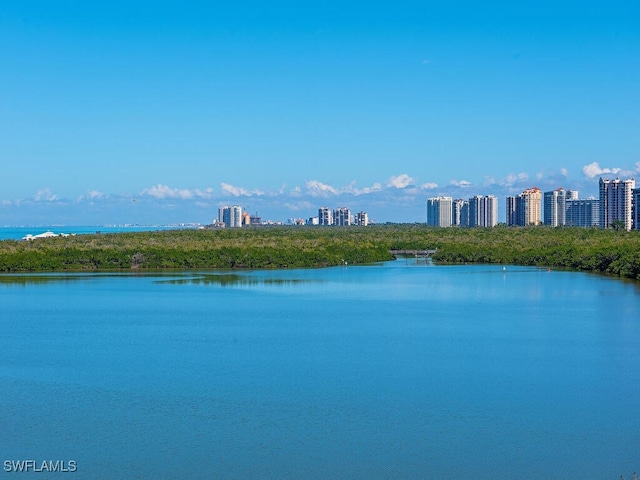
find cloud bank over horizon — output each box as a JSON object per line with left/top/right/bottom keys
{"left": 1, "top": 162, "right": 637, "bottom": 226}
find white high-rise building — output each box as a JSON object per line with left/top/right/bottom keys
{"left": 333, "top": 207, "right": 351, "bottom": 226}
{"left": 544, "top": 188, "right": 567, "bottom": 227}
{"left": 318, "top": 207, "right": 333, "bottom": 226}
{"left": 452, "top": 199, "right": 468, "bottom": 226}
{"left": 468, "top": 195, "right": 498, "bottom": 227}
{"left": 427, "top": 196, "right": 453, "bottom": 227}
{"left": 355, "top": 211, "right": 369, "bottom": 226}
{"left": 599, "top": 177, "right": 635, "bottom": 230}
{"left": 219, "top": 205, "right": 243, "bottom": 228}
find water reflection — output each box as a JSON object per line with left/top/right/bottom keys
{"left": 0, "top": 274, "right": 89, "bottom": 286}
{"left": 155, "top": 273, "right": 318, "bottom": 287}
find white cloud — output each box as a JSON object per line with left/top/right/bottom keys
{"left": 635, "top": 161, "right": 640, "bottom": 173}
{"left": 86, "top": 190, "right": 104, "bottom": 199}
{"left": 560, "top": 168, "right": 569, "bottom": 177}
{"left": 502, "top": 172, "right": 529, "bottom": 187}
{"left": 141, "top": 184, "right": 215, "bottom": 200}
{"left": 343, "top": 181, "right": 383, "bottom": 195}
{"left": 141, "top": 184, "right": 192, "bottom": 199}
{"left": 450, "top": 179, "right": 472, "bottom": 188}
{"left": 305, "top": 180, "right": 338, "bottom": 197}
{"left": 582, "top": 162, "right": 621, "bottom": 179}
{"left": 77, "top": 190, "right": 106, "bottom": 202}
{"left": 284, "top": 201, "right": 314, "bottom": 211}
{"left": 220, "top": 183, "right": 263, "bottom": 197}
{"left": 289, "top": 186, "right": 303, "bottom": 198}
{"left": 386, "top": 174, "right": 414, "bottom": 189}
{"left": 420, "top": 182, "right": 438, "bottom": 190}
{"left": 34, "top": 188, "right": 58, "bottom": 202}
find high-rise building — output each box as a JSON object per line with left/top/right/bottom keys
{"left": 468, "top": 195, "right": 498, "bottom": 227}
{"left": 219, "top": 205, "right": 243, "bottom": 228}
{"left": 566, "top": 199, "right": 599, "bottom": 227}
{"left": 599, "top": 177, "right": 635, "bottom": 230}
{"left": 567, "top": 189, "right": 579, "bottom": 200}
{"left": 452, "top": 199, "right": 468, "bottom": 226}
{"left": 355, "top": 211, "right": 369, "bottom": 226}
{"left": 544, "top": 188, "right": 567, "bottom": 227}
{"left": 333, "top": 207, "right": 351, "bottom": 226}
{"left": 427, "top": 196, "right": 453, "bottom": 227}
{"left": 318, "top": 207, "right": 333, "bottom": 226}
{"left": 521, "top": 187, "right": 542, "bottom": 225}
{"left": 506, "top": 188, "right": 542, "bottom": 226}
{"left": 506, "top": 196, "right": 518, "bottom": 226}
{"left": 634, "top": 189, "right": 640, "bottom": 231}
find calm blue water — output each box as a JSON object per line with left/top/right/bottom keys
{"left": 0, "top": 225, "right": 193, "bottom": 240}
{"left": 1, "top": 261, "right": 639, "bottom": 479}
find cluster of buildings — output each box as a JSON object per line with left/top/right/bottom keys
{"left": 215, "top": 205, "right": 369, "bottom": 228}
{"left": 427, "top": 177, "right": 640, "bottom": 230}
{"left": 215, "top": 206, "right": 261, "bottom": 228}
{"left": 313, "top": 207, "right": 369, "bottom": 226}
{"left": 427, "top": 195, "right": 499, "bottom": 227}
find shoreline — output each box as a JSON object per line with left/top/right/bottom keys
{"left": 0, "top": 225, "right": 638, "bottom": 280}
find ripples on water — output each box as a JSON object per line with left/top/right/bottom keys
{"left": 1, "top": 262, "right": 639, "bottom": 479}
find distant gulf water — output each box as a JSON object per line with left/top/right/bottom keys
{"left": 0, "top": 225, "right": 194, "bottom": 240}
{"left": 1, "top": 261, "right": 639, "bottom": 479}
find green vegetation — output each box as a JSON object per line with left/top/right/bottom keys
{"left": 0, "top": 225, "right": 639, "bottom": 280}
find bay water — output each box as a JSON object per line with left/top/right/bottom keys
{"left": 0, "top": 226, "right": 192, "bottom": 241}
{"left": 1, "top": 261, "right": 639, "bottom": 479}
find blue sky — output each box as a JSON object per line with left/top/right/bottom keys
{"left": 1, "top": 0, "right": 639, "bottom": 224}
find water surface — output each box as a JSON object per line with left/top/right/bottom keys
{"left": 1, "top": 262, "right": 638, "bottom": 479}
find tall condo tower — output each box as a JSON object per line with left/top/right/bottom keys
{"left": 634, "top": 188, "right": 640, "bottom": 231}
{"left": 507, "top": 188, "right": 542, "bottom": 226}
{"left": 599, "top": 177, "right": 635, "bottom": 230}
{"left": 468, "top": 195, "right": 498, "bottom": 227}
{"left": 566, "top": 198, "right": 599, "bottom": 227}
{"left": 355, "top": 211, "right": 369, "bottom": 226}
{"left": 452, "top": 199, "right": 468, "bottom": 226}
{"left": 543, "top": 188, "right": 567, "bottom": 227}
{"left": 318, "top": 207, "right": 333, "bottom": 226}
{"left": 219, "top": 205, "right": 243, "bottom": 228}
{"left": 427, "top": 196, "right": 453, "bottom": 227}
{"left": 333, "top": 207, "right": 351, "bottom": 226}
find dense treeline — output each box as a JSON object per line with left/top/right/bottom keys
{"left": 0, "top": 225, "right": 639, "bottom": 280}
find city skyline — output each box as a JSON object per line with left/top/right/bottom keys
{"left": 1, "top": 1, "right": 639, "bottom": 225}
